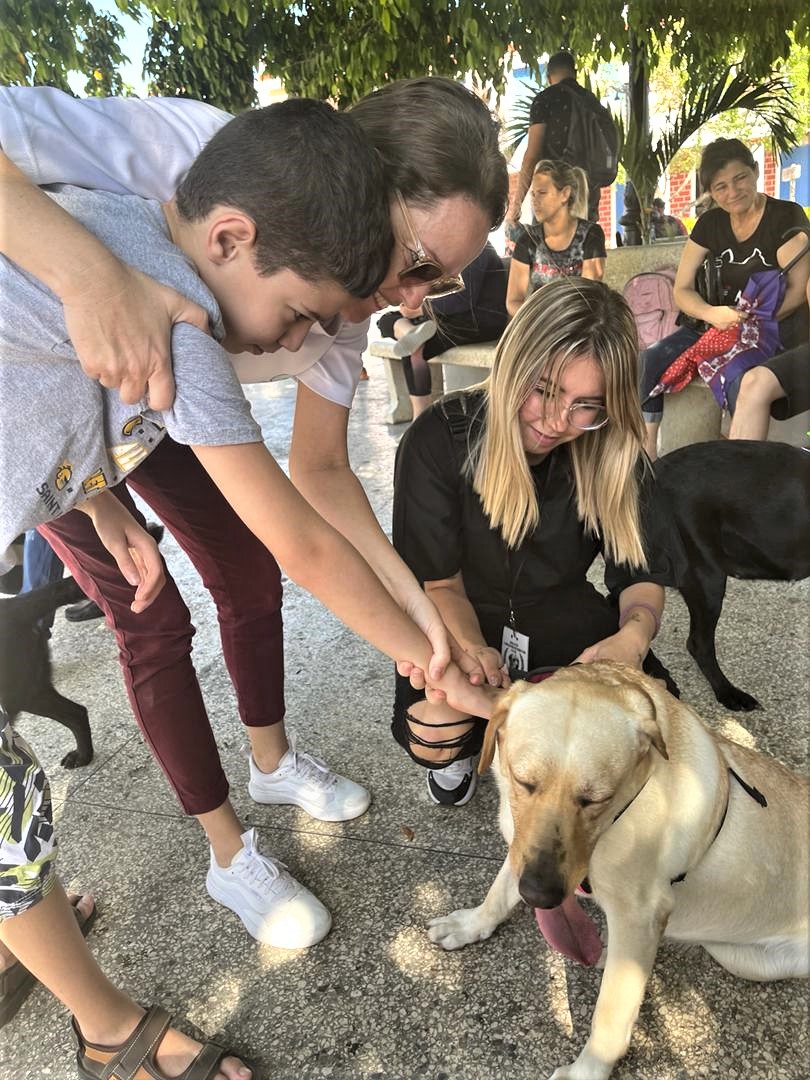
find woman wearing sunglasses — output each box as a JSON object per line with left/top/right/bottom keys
{"left": 391, "top": 277, "right": 679, "bottom": 806}
{"left": 0, "top": 81, "right": 506, "bottom": 951}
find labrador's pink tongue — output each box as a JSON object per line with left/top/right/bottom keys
{"left": 534, "top": 894, "right": 603, "bottom": 966}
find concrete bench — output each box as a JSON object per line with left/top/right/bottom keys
{"left": 369, "top": 336, "right": 497, "bottom": 423}
{"left": 658, "top": 379, "right": 810, "bottom": 454}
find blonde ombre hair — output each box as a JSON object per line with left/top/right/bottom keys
{"left": 470, "top": 278, "right": 648, "bottom": 567}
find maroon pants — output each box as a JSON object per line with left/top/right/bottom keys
{"left": 40, "top": 438, "right": 285, "bottom": 815}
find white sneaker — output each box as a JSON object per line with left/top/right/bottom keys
{"left": 392, "top": 319, "right": 438, "bottom": 358}
{"left": 206, "top": 828, "right": 331, "bottom": 948}
{"left": 248, "top": 744, "right": 370, "bottom": 822}
{"left": 426, "top": 756, "right": 478, "bottom": 807}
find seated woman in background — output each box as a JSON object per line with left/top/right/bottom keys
{"left": 506, "top": 160, "right": 606, "bottom": 318}
{"left": 639, "top": 138, "right": 809, "bottom": 458}
{"left": 377, "top": 241, "right": 509, "bottom": 419}
{"left": 391, "top": 278, "right": 679, "bottom": 806}
{"left": 729, "top": 260, "right": 810, "bottom": 441}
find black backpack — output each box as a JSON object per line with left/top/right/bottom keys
{"left": 560, "top": 86, "right": 618, "bottom": 189}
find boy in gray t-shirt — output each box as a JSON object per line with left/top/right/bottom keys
{"left": 1, "top": 98, "right": 391, "bottom": 572}
{"left": 1, "top": 186, "right": 260, "bottom": 552}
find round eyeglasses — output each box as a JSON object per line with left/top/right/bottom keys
{"left": 538, "top": 397, "right": 609, "bottom": 431}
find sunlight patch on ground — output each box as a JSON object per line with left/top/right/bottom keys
{"left": 545, "top": 952, "right": 575, "bottom": 1036}
{"left": 715, "top": 715, "right": 758, "bottom": 748}
{"left": 388, "top": 925, "right": 465, "bottom": 986}
{"left": 412, "top": 880, "right": 452, "bottom": 908}
{"left": 654, "top": 978, "right": 719, "bottom": 1062}
{"left": 293, "top": 825, "right": 340, "bottom": 851}
{"left": 188, "top": 979, "right": 247, "bottom": 1030}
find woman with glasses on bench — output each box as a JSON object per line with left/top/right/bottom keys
{"left": 391, "top": 277, "right": 679, "bottom": 806}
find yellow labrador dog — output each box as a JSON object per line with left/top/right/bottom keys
{"left": 428, "top": 662, "right": 809, "bottom": 1079}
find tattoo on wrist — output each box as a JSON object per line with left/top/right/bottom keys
{"left": 618, "top": 602, "right": 661, "bottom": 639}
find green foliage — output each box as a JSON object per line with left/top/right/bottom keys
{"left": 143, "top": 11, "right": 258, "bottom": 111}
{"left": 508, "top": 0, "right": 808, "bottom": 84}
{"left": 501, "top": 80, "right": 541, "bottom": 159}
{"left": 266, "top": 0, "right": 516, "bottom": 106}
{"left": 3, "top": 0, "right": 808, "bottom": 137}
{"left": 0, "top": 0, "right": 131, "bottom": 93}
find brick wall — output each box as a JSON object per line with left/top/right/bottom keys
{"left": 669, "top": 171, "right": 694, "bottom": 218}
{"left": 763, "top": 149, "right": 777, "bottom": 196}
{"left": 598, "top": 185, "right": 612, "bottom": 239}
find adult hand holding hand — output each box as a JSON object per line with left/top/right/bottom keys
{"left": 457, "top": 643, "right": 510, "bottom": 688}
{"left": 430, "top": 661, "right": 504, "bottom": 720}
{"left": 574, "top": 627, "right": 648, "bottom": 670}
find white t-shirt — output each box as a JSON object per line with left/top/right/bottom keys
{"left": 0, "top": 86, "right": 369, "bottom": 409}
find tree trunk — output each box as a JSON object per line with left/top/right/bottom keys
{"left": 624, "top": 31, "right": 655, "bottom": 245}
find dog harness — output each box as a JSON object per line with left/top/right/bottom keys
{"left": 579, "top": 765, "right": 767, "bottom": 895}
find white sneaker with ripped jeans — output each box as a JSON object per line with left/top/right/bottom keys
{"left": 248, "top": 741, "right": 371, "bottom": 822}
{"left": 205, "top": 827, "right": 331, "bottom": 947}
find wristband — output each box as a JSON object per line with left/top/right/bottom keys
{"left": 618, "top": 602, "right": 661, "bottom": 639}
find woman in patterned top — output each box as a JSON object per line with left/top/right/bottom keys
{"left": 506, "top": 160, "right": 606, "bottom": 318}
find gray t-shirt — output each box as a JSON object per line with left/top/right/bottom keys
{"left": 0, "top": 185, "right": 262, "bottom": 569}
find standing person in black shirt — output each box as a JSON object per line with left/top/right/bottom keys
{"left": 391, "top": 278, "right": 679, "bottom": 806}
{"left": 506, "top": 50, "right": 616, "bottom": 227}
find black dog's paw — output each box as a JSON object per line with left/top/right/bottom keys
{"left": 61, "top": 746, "right": 94, "bottom": 769}
{"left": 716, "top": 686, "right": 761, "bottom": 712}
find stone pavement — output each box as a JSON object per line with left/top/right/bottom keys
{"left": 2, "top": 353, "right": 808, "bottom": 1079}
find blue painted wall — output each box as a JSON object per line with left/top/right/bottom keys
{"left": 779, "top": 144, "right": 810, "bottom": 206}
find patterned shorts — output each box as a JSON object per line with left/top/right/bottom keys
{"left": 0, "top": 711, "right": 57, "bottom": 919}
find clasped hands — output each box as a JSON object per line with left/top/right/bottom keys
{"left": 397, "top": 638, "right": 509, "bottom": 721}
{"left": 77, "top": 491, "right": 165, "bottom": 613}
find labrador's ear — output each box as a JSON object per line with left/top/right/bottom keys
{"left": 479, "top": 682, "right": 532, "bottom": 774}
{"left": 607, "top": 664, "right": 670, "bottom": 762}
{"left": 632, "top": 685, "right": 669, "bottom": 761}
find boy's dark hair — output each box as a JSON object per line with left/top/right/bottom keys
{"left": 699, "top": 138, "right": 757, "bottom": 192}
{"left": 175, "top": 98, "right": 392, "bottom": 297}
{"left": 349, "top": 77, "right": 508, "bottom": 230}
{"left": 547, "top": 51, "right": 577, "bottom": 79}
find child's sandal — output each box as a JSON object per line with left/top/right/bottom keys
{"left": 73, "top": 1004, "right": 238, "bottom": 1080}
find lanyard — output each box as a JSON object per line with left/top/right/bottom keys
{"left": 503, "top": 451, "right": 556, "bottom": 628}
{"left": 505, "top": 550, "right": 527, "bottom": 630}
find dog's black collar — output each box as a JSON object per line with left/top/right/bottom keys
{"left": 579, "top": 766, "right": 767, "bottom": 895}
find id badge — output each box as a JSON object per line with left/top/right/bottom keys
{"left": 501, "top": 625, "right": 530, "bottom": 678}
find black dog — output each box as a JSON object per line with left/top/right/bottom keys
{"left": 0, "top": 576, "right": 93, "bottom": 767}
{"left": 654, "top": 439, "right": 810, "bottom": 710}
